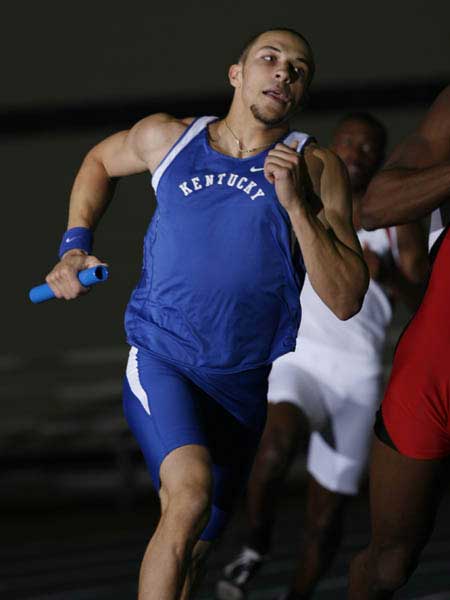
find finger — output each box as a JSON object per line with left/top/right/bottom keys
{"left": 287, "top": 139, "right": 300, "bottom": 151}
{"left": 267, "top": 148, "right": 300, "bottom": 165}
{"left": 84, "top": 255, "right": 108, "bottom": 268}
{"left": 273, "top": 142, "right": 299, "bottom": 156}
{"left": 56, "top": 265, "right": 87, "bottom": 299}
{"left": 312, "top": 148, "right": 327, "bottom": 163}
{"left": 265, "top": 156, "right": 296, "bottom": 173}
{"left": 45, "top": 275, "right": 64, "bottom": 299}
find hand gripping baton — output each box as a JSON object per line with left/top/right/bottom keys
{"left": 29, "top": 266, "right": 109, "bottom": 304}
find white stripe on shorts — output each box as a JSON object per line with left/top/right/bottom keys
{"left": 126, "top": 347, "right": 151, "bottom": 415}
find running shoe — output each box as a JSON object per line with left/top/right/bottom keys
{"left": 215, "top": 546, "right": 266, "bottom": 600}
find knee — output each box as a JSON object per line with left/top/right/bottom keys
{"left": 304, "top": 504, "right": 343, "bottom": 545}
{"left": 254, "top": 431, "right": 295, "bottom": 480}
{"left": 366, "top": 543, "right": 419, "bottom": 593}
{"left": 163, "top": 480, "right": 212, "bottom": 533}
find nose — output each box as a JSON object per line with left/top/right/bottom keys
{"left": 346, "top": 145, "right": 365, "bottom": 163}
{"left": 275, "top": 66, "right": 291, "bottom": 84}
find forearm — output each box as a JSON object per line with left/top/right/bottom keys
{"left": 67, "top": 151, "right": 118, "bottom": 230}
{"left": 383, "top": 265, "right": 427, "bottom": 312}
{"left": 362, "top": 162, "right": 450, "bottom": 229}
{"left": 289, "top": 205, "right": 369, "bottom": 320}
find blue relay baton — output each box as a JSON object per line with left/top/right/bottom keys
{"left": 29, "top": 265, "right": 109, "bottom": 304}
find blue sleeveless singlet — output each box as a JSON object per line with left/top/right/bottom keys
{"left": 125, "top": 116, "right": 311, "bottom": 373}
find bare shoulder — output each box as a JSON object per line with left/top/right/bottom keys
{"left": 129, "top": 113, "right": 195, "bottom": 172}
{"left": 303, "top": 142, "right": 322, "bottom": 179}
{"left": 385, "top": 85, "right": 450, "bottom": 169}
{"left": 303, "top": 143, "right": 346, "bottom": 184}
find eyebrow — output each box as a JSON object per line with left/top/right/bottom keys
{"left": 257, "top": 45, "right": 310, "bottom": 67}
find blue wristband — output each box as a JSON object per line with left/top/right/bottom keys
{"left": 58, "top": 227, "right": 93, "bottom": 259}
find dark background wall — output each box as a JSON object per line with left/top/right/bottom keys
{"left": 2, "top": 0, "right": 448, "bottom": 431}
{"left": 3, "top": 1, "right": 449, "bottom": 109}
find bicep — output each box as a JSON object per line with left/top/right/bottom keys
{"left": 89, "top": 129, "right": 148, "bottom": 178}
{"left": 88, "top": 112, "right": 180, "bottom": 178}
{"left": 385, "top": 86, "right": 450, "bottom": 171}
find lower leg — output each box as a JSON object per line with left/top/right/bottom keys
{"left": 348, "top": 437, "right": 446, "bottom": 599}
{"left": 286, "top": 477, "right": 347, "bottom": 599}
{"left": 179, "top": 540, "right": 212, "bottom": 600}
{"left": 138, "top": 445, "right": 212, "bottom": 600}
{"left": 245, "top": 402, "right": 309, "bottom": 554}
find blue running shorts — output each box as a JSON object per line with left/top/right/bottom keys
{"left": 123, "top": 346, "right": 270, "bottom": 540}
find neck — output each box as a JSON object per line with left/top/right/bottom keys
{"left": 209, "top": 103, "right": 290, "bottom": 158}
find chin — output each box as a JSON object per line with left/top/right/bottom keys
{"left": 250, "top": 104, "right": 289, "bottom": 127}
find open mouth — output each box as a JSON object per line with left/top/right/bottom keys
{"left": 263, "top": 89, "right": 290, "bottom": 105}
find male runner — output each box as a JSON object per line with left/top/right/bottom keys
{"left": 215, "top": 114, "right": 428, "bottom": 600}
{"left": 348, "top": 86, "right": 450, "bottom": 598}
{"left": 44, "top": 28, "right": 369, "bottom": 600}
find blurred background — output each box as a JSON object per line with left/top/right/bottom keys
{"left": 2, "top": 1, "right": 449, "bottom": 598}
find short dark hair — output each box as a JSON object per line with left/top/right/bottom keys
{"left": 337, "top": 112, "right": 388, "bottom": 151}
{"left": 237, "top": 27, "right": 315, "bottom": 86}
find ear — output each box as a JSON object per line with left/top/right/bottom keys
{"left": 228, "top": 63, "right": 242, "bottom": 89}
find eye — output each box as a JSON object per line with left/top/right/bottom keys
{"left": 293, "top": 66, "right": 306, "bottom": 78}
{"left": 262, "top": 55, "right": 275, "bottom": 62}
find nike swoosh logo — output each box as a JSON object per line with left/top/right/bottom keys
{"left": 250, "top": 166, "right": 264, "bottom": 172}
{"left": 65, "top": 237, "right": 77, "bottom": 243}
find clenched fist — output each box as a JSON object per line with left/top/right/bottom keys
{"left": 264, "top": 140, "right": 307, "bottom": 213}
{"left": 45, "top": 250, "right": 106, "bottom": 300}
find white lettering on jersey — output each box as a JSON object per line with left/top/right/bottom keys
{"left": 179, "top": 182, "right": 193, "bottom": 196}
{"left": 251, "top": 189, "right": 265, "bottom": 201}
{"left": 178, "top": 172, "right": 266, "bottom": 201}
{"left": 236, "top": 177, "right": 248, "bottom": 190}
{"left": 191, "top": 177, "right": 202, "bottom": 191}
{"left": 227, "top": 173, "right": 239, "bottom": 187}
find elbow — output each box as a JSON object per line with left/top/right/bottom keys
{"left": 330, "top": 267, "right": 369, "bottom": 321}
{"left": 333, "top": 297, "right": 363, "bottom": 321}
{"left": 328, "top": 286, "right": 366, "bottom": 320}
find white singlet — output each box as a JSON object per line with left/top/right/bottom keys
{"left": 268, "top": 227, "right": 397, "bottom": 495}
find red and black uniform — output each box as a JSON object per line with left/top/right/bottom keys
{"left": 375, "top": 218, "right": 450, "bottom": 459}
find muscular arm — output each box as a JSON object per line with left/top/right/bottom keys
{"left": 46, "top": 113, "right": 189, "bottom": 299}
{"left": 265, "top": 143, "right": 369, "bottom": 320}
{"left": 67, "top": 113, "right": 187, "bottom": 230}
{"left": 362, "top": 85, "right": 450, "bottom": 229}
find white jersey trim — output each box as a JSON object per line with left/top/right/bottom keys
{"left": 283, "top": 131, "right": 312, "bottom": 153}
{"left": 126, "top": 346, "right": 150, "bottom": 415}
{"left": 152, "top": 116, "right": 218, "bottom": 194}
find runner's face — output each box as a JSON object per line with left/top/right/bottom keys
{"left": 236, "top": 31, "right": 312, "bottom": 126}
{"left": 330, "top": 120, "right": 383, "bottom": 192}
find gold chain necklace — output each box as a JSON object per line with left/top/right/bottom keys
{"left": 224, "top": 119, "right": 272, "bottom": 155}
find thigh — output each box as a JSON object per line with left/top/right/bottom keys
{"left": 123, "top": 347, "right": 208, "bottom": 489}
{"left": 307, "top": 374, "right": 381, "bottom": 495}
{"left": 370, "top": 437, "right": 447, "bottom": 549}
{"left": 268, "top": 355, "right": 328, "bottom": 431}
{"left": 333, "top": 373, "right": 381, "bottom": 461}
